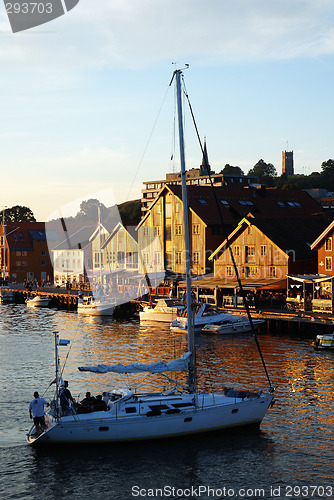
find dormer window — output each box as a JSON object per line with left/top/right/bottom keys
{"left": 199, "top": 199, "right": 208, "bottom": 205}
{"left": 239, "top": 200, "right": 253, "bottom": 206}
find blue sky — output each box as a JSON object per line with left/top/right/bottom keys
{"left": 1, "top": 0, "right": 334, "bottom": 220}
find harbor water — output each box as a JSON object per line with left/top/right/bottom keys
{"left": 0, "top": 304, "right": 333, "bottom": 500}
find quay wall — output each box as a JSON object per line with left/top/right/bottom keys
{"left": 6, "top": 289, "right": 137, "bottom": 317}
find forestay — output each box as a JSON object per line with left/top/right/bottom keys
{"left": 78, "top": 351, "right": 192, "bottom": 374}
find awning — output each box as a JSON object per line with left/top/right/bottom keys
{"left": 287, "top": 274, "right": 334, "bottom": 284}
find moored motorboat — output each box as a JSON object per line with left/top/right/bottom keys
{"left": 171, "top": 302, "right": 249, "bottom": 332}
{"left": 202, "top": 316, "right": 264, "bottom": 334}
{"left": 314, "top": 333, "right": 334, "bottom": 350}
{"left": 139, "top": 298, "right": 185, "bottom": 322}
{"left": 0, "top": 287, "right": 15, "bottom": 304}
{"left": 26, "top": 295, "right": 51, "bottom": 308}
{"left": 77, "top": 295, "right": 115, "bottom": 316}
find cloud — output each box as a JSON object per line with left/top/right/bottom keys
{"left": 1, "top": 0, "right": 334, "bottom": 73}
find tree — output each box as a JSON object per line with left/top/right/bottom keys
{"left": 248, "top": 159, "right": 277, "bottom": 186}
{"left": 220, "top": 164, "right": 244, "bottom": 176}
{"left": 75, "top": 199, "right": 108, "bottom": 222}
{"left": 4, "top": 205, "right": 36, "bottom": 222}
{"left": 320, "top": 159, "right": 334, "bottom": 191}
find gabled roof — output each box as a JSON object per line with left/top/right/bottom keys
{"left": 310, "top": 220, "right": 334, "bottom": 250}
{"left": 102, "top": 222, "right": 138, "bottom": 249}
{"left": 210, "top": 215, "right": 331, "bottom": 262}
{"left": 138, "top": 184, "right": 324, "bottom": 229}
{"left": 4, "top": 222, "right": 47, "bottom": 251}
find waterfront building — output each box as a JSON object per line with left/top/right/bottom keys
{"left": 0, "top": 222, "right": 53, "bottom": 282}
{"left": 137, "top": 184, "right": 325, "bottom": 279}
{"left": 209, "top": 215, "right": 330, "bottom": 283}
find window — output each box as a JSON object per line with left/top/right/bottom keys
{"left": 175, "top": 202, "right": 181, "bottom": 212}
{"left": 175, "top": 252, "right": 182, "bottom": 265}
{"left": 16, "top": 251, "right": 21, "bottom": 256}
{"left": 175, "top": 225, "right": 182, "bottom": 235}
{"left": 239, "top": 200, "right": 253, "bottom": 206}
{"left": 226, "top": 266, "right": 233, "bottom": 277}
{"left": 199, "top": 199, "right": 208, "bottom": 205}
{"left": 143, "top": 252, "right": 150, "bottom": 265}
{"left": 325, "top": 237, "right": 332, "bottom": 251}
{"left": 143, "top": 227, "right": 149, "bottom": 236}
{"left": 269, "top": 266, "right": 276, "bottom": 277}
{"left": 245, "top": 245, "right": 255, "bottom": 262}
{"left": 22, "top": 251, "right": 27, "bottom": 256}
{"left": 325, "top": 257, "right": 332, "bottom": 271}
{"left": 154, "top": 252, "right": 161, "bottom": 265}
{"left": 41, "top": 250, "right": 46, "bottom": 256}
{"left": 22, "top": 260, "right": 27, "bottom": 267}
{"left": 19, "top": 233, "right": 24, "bottom": 241}
{"left": 16, "top": 260, "right": 21, "bottom": 267}
{"left": 277, "top": 201, "right": 285, "bottom": 207}
{"left": 250, "top": 266, "right": 258, "bottom": 276}
{"left": 193, "top": 224, "right": 200, "bottom": 235}
{"left": 154, "top": 226, "right": 160, "bottom": 236}
{"left": 193, "top": 252, "right": 200, "bottom": 265}
{"left": 220, "top": 200, "right": 229, "bottom": 206}
{"left": 260, "top": 245, "right": 267, "bottom": 257}
{"left": 13, "top": 233, "right": 17, "bottom": 241}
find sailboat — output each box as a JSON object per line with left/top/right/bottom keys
{"left": 27, "top": 69, "right": 275, "bottom": 445}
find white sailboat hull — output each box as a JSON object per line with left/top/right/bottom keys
{"left": 28, "top": 393, "right": 273, "bottom": 445}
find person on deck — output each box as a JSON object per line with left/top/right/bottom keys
{"left": 59, "top": 380, "right": 75, "bottom": 415}
{"left": 29, "top": 391, "right": 49, "bottom": 436}
{"left": 79, "top": 392, "right": 96, "bottom": 412}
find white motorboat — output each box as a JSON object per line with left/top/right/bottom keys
{"left": 26, "top": 295, "right": 51, "bottom": 308}
{"left": 202, "top": 316, "right": 264, "bottom": 334}
{"left": 0, "top": 287, "right": 15, "bottom": 304}
{"left": 171, "top": 302, "right": 253, "bottom": 332}
{"left": 27, "top": 69, "right": 275, "bottom": 446}
{"left": 77, "top": 295, "right": 115, "bottom": 316}
{"left": 314, "top": 333, "right": 334, "bottom": 350}
{"left": 139, "top": 298, "right": 185, "bottom": 322}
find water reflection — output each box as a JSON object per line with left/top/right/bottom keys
{"left": 0, "top": 304, "right": 333, "bottom": 493}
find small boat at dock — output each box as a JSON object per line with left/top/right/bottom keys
{"left": 314, "top": 333, "right": 334, "bottom": 350}
{"left": 202, "top": 316, "right": 264, "bottom": 334}
{"left": 139, "top": 298, "right": 185, "bottom": 323}
{"left": 26, "top": 295, "right": 51, "bottom": 308}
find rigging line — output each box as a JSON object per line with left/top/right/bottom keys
{"left": 126, "top": 84, "right": 171, "bottom": 202}
{"left": 182, "top": 77, "right": 273, "bottom": 390}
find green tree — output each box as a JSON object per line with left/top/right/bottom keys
{"left": 320, "top": 159, "right": 334, "bottom": 190}
{"left": 248, "top": 159, "right": 277, "bottom": 186}
{"left": 4, "top": 205, "right": 36, "bottom": 222}
{"left": 220, "top": 164, "right": 244, "bottom": 176}
{"left": 76, "top": 199, "right": 108, "bottom": 222}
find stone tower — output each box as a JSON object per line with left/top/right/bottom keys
{"left": 282, "top": 150, "right": 294, "bottom": 176}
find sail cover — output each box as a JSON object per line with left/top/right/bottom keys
{"left": 78, "top": 351, "right": 191, "bottom": 374}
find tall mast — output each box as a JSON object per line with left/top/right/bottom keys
{"left": 175, "top": 69, "right": 196, "bottom": 393}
